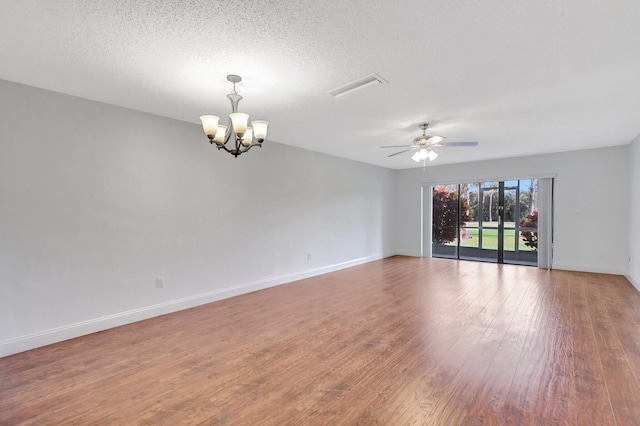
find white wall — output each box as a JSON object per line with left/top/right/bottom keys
{"left": 0, "top": 80, "right": 397, "bottom": 356}
{"left": 396, "top": 147, "right": 630, "bottom": 274}
{"left": 627, "top": 134, "right": 640, "bottom": 290}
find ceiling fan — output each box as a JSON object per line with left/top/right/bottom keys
{"left": 381, "top": 123, "right": 478, "bottom": 164}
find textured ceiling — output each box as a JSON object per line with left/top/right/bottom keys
{"left": 1, "top": 0, "right": 639, "bottom": 169}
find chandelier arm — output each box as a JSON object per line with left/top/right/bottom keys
{"left": 215, "top": 135, "right": 261, "bottom": 157}
{"left": 221, "top": 125, "right": 232, "bottom": 147}
{"left": 218, "top": 126, "right": 242, "bottom": 157}
{"left": 240, "top": 144, "right": 257, "bottom": 154}
{"left": 239, "top": 142, "right": 253, "bottom": 154}
{"left": 216, "top": 143, "right": 238, "bottom": 156}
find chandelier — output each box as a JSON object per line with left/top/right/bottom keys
{"left": 200, "top": 75, "right": 269, "bottom": 157}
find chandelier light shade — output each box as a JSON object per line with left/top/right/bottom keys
{"left": 251, "top": 121, "right": 269, "bottom": 140}
{"left": 200, "top": 75, "right": 269, "bottom": 157}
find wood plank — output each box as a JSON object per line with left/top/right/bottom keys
{"left": 540, "top": 270, "right": 576, "bottom": 423}
{"left": 498, "top": 269, "right": 563, "bottom": 424}
{"left": 461, "top": 266, "right": 544, "bottom": 424}
{"left": 569, "top": 272, "right": 616, "bottom": 425}
{"left": 419, "top": 266, "right": 533, "bottom": 425}
{"left": 594, "top": 274, "right": 640, "bottom": 390}
{"left": 585, "top": 273, "right": 640, "bottom": 425}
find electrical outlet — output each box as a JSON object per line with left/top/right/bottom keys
{"left": 156, "top": 277, "right": 165, "bottom": 288}
{"left": 307, "top": 252, "right": 312, "bottom": 261}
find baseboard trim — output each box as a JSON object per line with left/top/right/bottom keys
{"left": 1, "top": 252, "right": 394, "bottom": 357}
{"left": 625, "top": 274, "right": 640, "bottom": 292}
{"left": 552, "top": 262, "right": 624, "bottom": 275}
{"left": 394, "top": 250, "right": 423, "bottom": 258}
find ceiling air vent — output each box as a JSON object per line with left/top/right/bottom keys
{"left": 328, "top": 73, "right": 388, "bottom": 98}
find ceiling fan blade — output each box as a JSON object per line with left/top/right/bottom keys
{"left": 434, "top": 141, "right": 479, "bottom": 147}
{"left": 387, "top": 148, "right": 417, "bottom": 157}
{"left": 380, "top": 145, "right": 414, "bottom": 148}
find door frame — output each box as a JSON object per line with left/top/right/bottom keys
{"left": 421, "top": 173, "right": 556, "bottom": 266}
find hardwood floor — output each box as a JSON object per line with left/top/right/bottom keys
{"left": 2, "top": 256, "right": 640, "bottom": 425}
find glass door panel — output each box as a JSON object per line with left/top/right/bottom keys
{"left": 431, "top": 184, "right": 459, "bottom": 259}
{"left": 459, "top": 183, "right": 479, "bottom": 258}
{"left": 504, "top": 179, "right": 538, "bottom": 266}
{"left": 501, "top": 182, "right": 517, "bottom": 264}
{"left": 460, "top": 183, "right": 498, "bottom": 262}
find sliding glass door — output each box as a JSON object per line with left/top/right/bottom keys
{"left": 432, "top": 179, "right": 539, "bottom": 266}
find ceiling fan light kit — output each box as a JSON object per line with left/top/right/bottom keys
{"left": 411, "top": 148, "right": 438, "bottom": 162}
{"left": 381, "top": 122, "right": 478, "bottom": 167}
{"left": 200, "top": 74, "right": 269, "bottom": 158}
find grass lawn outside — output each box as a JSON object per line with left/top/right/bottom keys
{"left": 446, "top": 226, "right": 536, "bottom": 252}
